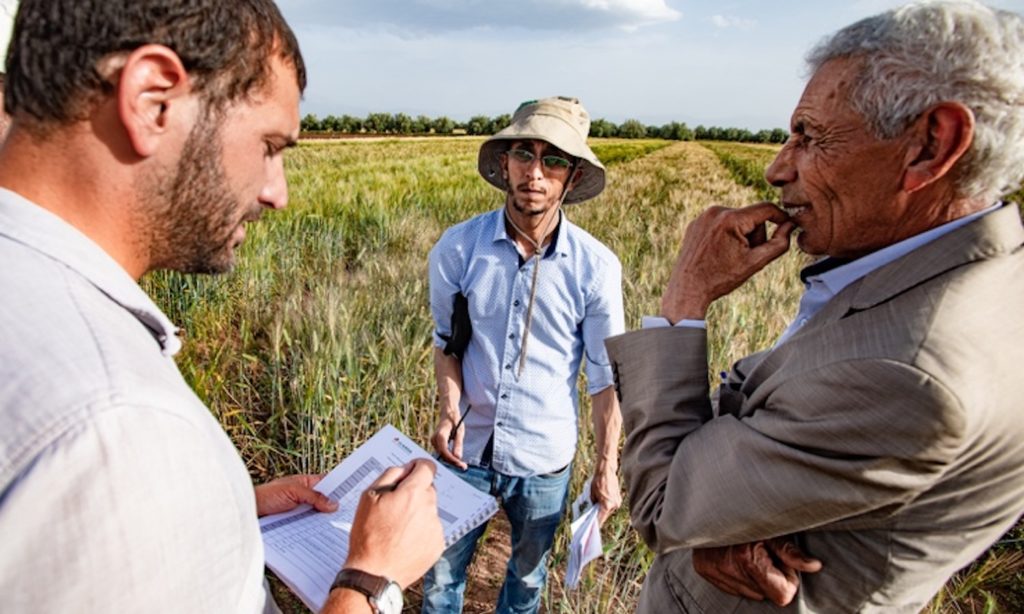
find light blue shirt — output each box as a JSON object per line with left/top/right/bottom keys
{"left": 0, "top": 188, "right": 272, "bottom": 612}
{"left": 430, "top": 207, "right": 624, "bottom": 476}
{"left": 774, "top": 204, "right": 999, "bottom": 346}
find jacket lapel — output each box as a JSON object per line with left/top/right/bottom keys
{"left": 739, "top": 204, "right": 1024, "bottom": 398}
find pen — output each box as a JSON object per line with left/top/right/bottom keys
{"left": 369, "top": 482, "right": 399, "bottom": 494}
{"left": 448, "top": 404, "right": 472, "bottom": 443}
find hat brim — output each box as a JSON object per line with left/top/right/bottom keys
{"left": 478, "top": 115, "right": 605, "bottom": 204}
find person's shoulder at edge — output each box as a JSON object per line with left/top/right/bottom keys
{"left": 0, "top": 397, "right": 262, "bottom": 613}
{"left": 0, "top": 233, "right": 216, "bottom": 482}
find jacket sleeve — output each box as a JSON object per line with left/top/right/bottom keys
{"left": 606, "top": 326, "right": 965, "bottom": 552}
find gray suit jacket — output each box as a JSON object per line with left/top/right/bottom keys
{"left": 606, "top": 205, "right": 1024, "bottom": 613}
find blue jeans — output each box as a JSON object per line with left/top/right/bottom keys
{"left": 421, "top": 462, "right": 572, "bottom": 614}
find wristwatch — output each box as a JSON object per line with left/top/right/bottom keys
{"left": 330, "top": 568, "right": 403, "bottom": 614}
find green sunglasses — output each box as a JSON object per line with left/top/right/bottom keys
{"left": 507, "top": 148, "right": 573, "bottom": 171}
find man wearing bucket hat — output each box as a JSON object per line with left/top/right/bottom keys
{"left": 424, "top": 96, "right": 625, "bottom": 613}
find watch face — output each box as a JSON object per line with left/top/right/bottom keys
{"left": 372, "top": 581, "right": 403, "bottom": 614}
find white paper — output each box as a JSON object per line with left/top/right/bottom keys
{"left": 565, "top": 478, "right": 604, "bottom": 589}
{"left": 259, "top": 424, "right": 499, "bottom": 611}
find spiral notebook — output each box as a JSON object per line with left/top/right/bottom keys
{"left": 259, "top": 424, "right": 499, "bottom": 611}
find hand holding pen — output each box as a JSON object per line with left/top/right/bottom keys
{"left": 430, "top": 404, "right": 472, "bottom": 470}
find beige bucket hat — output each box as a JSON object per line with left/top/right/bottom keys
{"left": 478, "top": 96, "right": 606, "bottom": 204}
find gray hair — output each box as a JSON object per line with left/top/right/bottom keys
{"left": 807, "top": 0, "right": 1024, "bottom": 201}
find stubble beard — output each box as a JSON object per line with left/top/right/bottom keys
{"left": 139, "top": 108, "right": 254, "bottom": 275}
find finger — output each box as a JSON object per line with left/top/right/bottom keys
{"left": 743, "top": 543, "right": 798, "bottom": 607}
{"left": 278, "top": 481, "right": 337, "bottom": 512}
{"left": 452, "top": 427, "right": 465, "bottom": 460}
{"left": 773, "top": 539, "right": 823, "bottom": 573}
{"left": 744, "top": 201, "right": 790, "bottom": 225}
{"left": 431, "top": 427, "right": 451, "bottom": 456}
{"left": 749, "top": 222, "right": 794, "bottom": 265}
{"left": 295, "top": 473, "right": 324, "bottom": 488}
{"left": 701, "top": 567, "right": 765, "bottom": 601}
{"left": 394, "top": 458, "right": 438, "bottom": 491}
{"left": 369, "top": 465, "right": 408, "bottom": 492}
{"left": 308, "top": 489, "right": 339, "bottom": 512}
{"left": 771, "top": 220, "right": 796, "bottom": 241}
{"left": 747, "top": 222, "right": 768, "bottom": 247}
{"left": 694, "top": 548, "right": 766, "bottom": 601}
{"left": 434, "top": 443, "right": 466, "bottom": 469}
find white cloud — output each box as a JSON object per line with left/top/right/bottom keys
{"left": 578, "top": 0, "right": 681, "bottom": 22}
{"left": 710, "top": 14, "right": 756, "bottom": 30}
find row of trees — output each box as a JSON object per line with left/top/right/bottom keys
{"left": 300, "top": 112, "right": 790, "bottom": 144}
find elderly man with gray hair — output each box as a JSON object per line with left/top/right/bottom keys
{"left": 606, "top": 1, "right": 1024, "bottom": 612}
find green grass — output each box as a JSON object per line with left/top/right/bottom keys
{"left": 142, "top": 137, "right": 1021, "bottom": 612}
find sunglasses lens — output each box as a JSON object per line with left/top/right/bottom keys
{"left": 542, "top": 156, "right": 571, "bottom": 170}
{"left": 509, "top": 149, "right": 534, "bottom": 163}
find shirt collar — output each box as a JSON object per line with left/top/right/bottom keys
{"left": 801, "top": 203, "right": 1000, "bottom": 296}
{"left": 0, "top": 188, "right": 182, "bottom": 356}
{"left": 491, "top": 205, "right": 568, "bottom": 258}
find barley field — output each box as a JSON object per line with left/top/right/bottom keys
{"left": 143, "top": 138, "right": 1023, "bottom": 613}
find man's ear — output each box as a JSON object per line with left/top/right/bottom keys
{"left": 903, "top": 101, "right": 974, "bottom": 193}
{"left": 115, "top": 45, "right": 192, "bottom": 158}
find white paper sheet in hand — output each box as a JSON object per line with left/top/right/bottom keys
{"left": 259, "top": 424, "right": 498, "bottom": 611}
{"left": 565, "top": 478, "right": 604, "bottom": 589}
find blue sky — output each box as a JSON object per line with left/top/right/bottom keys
{"left": 3, "top": 1, "right": 1023, "bottom": 131}
{"left": 276, "top": 0, "right": 1024, "bottom": 131}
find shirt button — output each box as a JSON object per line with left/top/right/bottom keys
{"left": 500, "top": 393, "right": 508, "bottom": 399}
{"left": 505, "top": 364, "right": 512, "bottom": 370}
{"left": 497, "top": 421, "right": 504, "bottom": 427}
{"left": 513, "top": 300, "right": 520, "bottom": 307}
{"left": 508, "top": 334, "right": 514, "bottom": 339}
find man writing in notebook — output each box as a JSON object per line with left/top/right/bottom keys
{"left": 606, "top": 1, "right": 1024, "bottom": 611}
{"left": 0, "top": 1, "right": 442, "bottom": 612}
{"left": 424, "top": 96, "right": 625, "bottom": 613}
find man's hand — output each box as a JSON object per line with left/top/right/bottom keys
{"left": 431, "top": 409, "right": 467, "bottom": 470}
{"left": 254, "top": 474, "right": 338, "bottom": 517}
{"left": 662, "top": 203, "right": 794, "bottom": 322}
{"left": 343, "top": 458, "right": 445, "bottom": 588}
{"left": 591, "top": 464, "right": 622, "bottom": 525}
{"left": 693, "top": 537, "right": 823, "bottom": 606}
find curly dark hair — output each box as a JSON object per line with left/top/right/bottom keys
{"left": 3, "top": 0, "right": 305, "bottom": 124}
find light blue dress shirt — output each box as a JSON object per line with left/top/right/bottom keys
{"left": 0, "top": 188, "right": 272, "bottom": 612}
{"left": 430, "top": 207, "right": 625, "bottom": 476}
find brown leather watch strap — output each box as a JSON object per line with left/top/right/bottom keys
{"left": 330, "top": 568, "right": 389, "bottom": 601}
